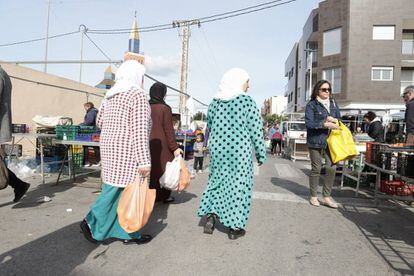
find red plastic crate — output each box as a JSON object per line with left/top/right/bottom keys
{"left": 92, "top": 134, "right": 100, "bottom": 142}
{"left": 380, "top": 180, "right": 413, "bottom": 196}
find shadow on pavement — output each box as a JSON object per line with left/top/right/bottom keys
{"left": 9, "top": 172, "right": 100, "bottom": 209}
{"left": 270, "top": 177, "right": 309, "bottom": 199}
{"left": 172, "top": 190, "right": 197, "bottom": 204}
{"left": 0, "top": 222, "right": 98, "bottom": 275}
{"left": 142, "top": 191, "right": 197, "bottom": 238}
{"left": 141, "top": 202, "right": 170, "bottom": 238}
{"left": 338, "top": 205, "right": 414, "bottom": 275}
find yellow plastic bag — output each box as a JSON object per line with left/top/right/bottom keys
{"left": 327, "top": 121, "right": 357, "bottom": 164}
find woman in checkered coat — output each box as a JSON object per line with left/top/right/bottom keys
{"left": 80, "top": 60, "right": 153, "bottom": 245}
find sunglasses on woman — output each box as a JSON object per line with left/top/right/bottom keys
{"left": 319, "top": 88, "right": 331, "bottom": 93}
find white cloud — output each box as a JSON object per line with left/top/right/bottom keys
{"left": 145, "top": 55, "right": 180, "bottom": 77}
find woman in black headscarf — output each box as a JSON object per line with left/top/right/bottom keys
{"left": 149, "top": 82, "right": 182, "bottom": 203}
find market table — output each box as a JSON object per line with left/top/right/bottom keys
{"left": 10, "top": 133, "right": 56, "bottom": 184}
{"left": 340, "top": 145, "right": 377, "bottom": 197}
{"left": 53, "top": 139, "right": 100, "bottom": 185}
{"left": 364, "top": 161, "right": 414, "bottom": 204}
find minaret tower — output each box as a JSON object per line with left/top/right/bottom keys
{"left": 129, "top": 12, "right": 140, "bottom": 54}
{"left": 125, "top": 12, "right": 145, "bottom": 64}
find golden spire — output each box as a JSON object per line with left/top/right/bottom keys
{"left": 105, "top": 65, "right": 113, "bottom": 73}
{"left": 129, "top": 12, "right": 140, "bottom": 40}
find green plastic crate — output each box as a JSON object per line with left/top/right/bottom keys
{"left": 79, "top": 126, "right": 96, "bottom": 134}
{"left": 56, "top": 125, "right": 79, "bottom": 140}
{"left": 72, "top": 153, "right": 84, "bottom": 168}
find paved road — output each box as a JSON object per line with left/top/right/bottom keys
{"left": 0, "top": 155, "right": 413, "bottom": 275}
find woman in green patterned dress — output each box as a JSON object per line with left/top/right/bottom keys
{"left": 198, "top": 68, "right": 266, "bottom": 240}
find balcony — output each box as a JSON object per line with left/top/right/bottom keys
{"left": 403, "top": 40, "right": 414, "bottom": 55}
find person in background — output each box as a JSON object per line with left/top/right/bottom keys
{"left": 0, "top": 66, "right": 30, "bottom": 202}
{"left": 149, "top": 82, "right": 183, "bottom": 203}
{"left": 81, "top": 102, "right": 100, "bottom": 167}
{"left": 403, "top": 86, "right": 414, "bottom": 144}
{"left": 193, "top": 133, "right": 205, "bottom": 173}
{"left": 80, "top": 60, "right": 152, "bottom": 245}
{"left": 272, "top": 124, "right": 283, "bottom": 155}
{"left": 81, "top": 102, "right": 98, "bottom": 126}
{"left": 363, "top": 111, "right": 385, "bottom": 142}
{"left": 305, "top": 80, "right": 341, "bottom": 209}
{"left": 198, "top": 68, "right": 266, "bottom": 240}
{"left": 268, "top": 124, "right": 277, "bottom": 155}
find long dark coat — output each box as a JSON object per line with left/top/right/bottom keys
{"left": 149, "top": 104, "right": 179, "bottom": 201}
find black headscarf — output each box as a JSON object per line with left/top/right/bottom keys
{"left": 149, "top": 82, "right": 167, "bottom": 105}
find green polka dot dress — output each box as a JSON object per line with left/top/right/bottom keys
{"left": 198, "top": 94, "right": 266, "bottom": 229}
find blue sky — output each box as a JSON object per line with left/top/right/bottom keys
{"left": 0, "top": 0, "right": 321, "bottom": 111}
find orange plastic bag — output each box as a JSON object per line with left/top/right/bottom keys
{"left": 117, "top": 176, "right": 156, "bottom": 233}
{"left": 178, "top": 158, "right": 191, "bottom": 192}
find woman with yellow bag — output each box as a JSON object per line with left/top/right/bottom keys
{"left": 79, "top": 60, "right": 153, "bottom": 245}
{"left": 305, "top": 80, "right": 341, "bottom": 209}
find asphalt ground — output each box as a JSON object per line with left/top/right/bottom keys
{"left": 0, "top": 154, "right": 413, "bottom": 275}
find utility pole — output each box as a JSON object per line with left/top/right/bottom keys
{"left": 44, "top": 0, "right": 51, "bottom": 72}
{"left": 79, "top": 25, "right": 87, "bottom": 84}
{"left": 173, "top": 19, "right": 200, "bottom": 117}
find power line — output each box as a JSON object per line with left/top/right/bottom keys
{"left": 1, "top": 0, "right": 296, "bottom": 43}
{"left": 144, "top": 74, "right": 208, "bottom": 107}
{"left": 83, "top": 34, "right": 209, "bottom": 106}
{"left": 199, "top": 0, "right": 297, "bottom": 24}
{"left": 87, "top": 0, "right": 296, "bottom": 34}
{"left": 9, "top": 75, "right": 105, "bottom": 98}
{"left": 87, "top": 26, "right": 174, "bottom": 35}
{"left": 0, "top": 30, "right": 80, "bottom": 47}
{"left": 83, "top": 32, "right": 112, "bottom": 61}
{"left": 87, "top": 23, "right": 172, "bottom": 32}
{"left": 200, "top": 26, "right": 221, "bottom": 72}
{"left": 198, "top": 0, "right": 288, "bottom": 21}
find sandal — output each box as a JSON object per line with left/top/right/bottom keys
{"left": 320, "top": 197, "right": 339, "bottom": 209}
{"left": 309, "top": 197, "right": 320, "bottom": 207}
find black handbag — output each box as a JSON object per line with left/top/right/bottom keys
{"left": 0, "top": 148, "right": 9, "bottom": 190}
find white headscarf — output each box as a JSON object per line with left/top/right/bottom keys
{"left": 214, "top": 68, "right": 250, "bottom": 101}
{"left": 105, "top": 60, "right": 146, "bottom": 99}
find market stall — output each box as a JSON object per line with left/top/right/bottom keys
{"left": 342, "top": 139, "right": 414, "bottom": 202}
{"left": 53, "top": 125, "right": 101, "bottom": 185}
{"left": 340, "top": 135, "right": 377, "bottom": 196}
{"left": 7, "top": 133, "right": 56, "bottom": 184}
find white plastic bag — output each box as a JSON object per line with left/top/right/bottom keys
{"left": 160, "top": 156, "right": 182, "bottom": 191}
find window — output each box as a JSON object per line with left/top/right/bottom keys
{"left": 373, "top": 26, "right": 395, "bottom": 40}
{"left": 371, "top": 66, "right": 394, "bottom": 81}
{"left": 403, "top": 30, "right": 414, "bottom": 55}
{"left": 401, "top": 69, "right": 414, "bottom": 94}
{"left": 323, "top": 28, "right": 341, "bottom": 56}
{"left": 323, "top": 67, "right": 342, "bottom": 93}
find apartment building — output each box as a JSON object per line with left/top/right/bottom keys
{"left": 261, "top": 96, "right": 288, "bottom": 118}
{"left": 284, "top": 0, "right": 414, "bottom": 114}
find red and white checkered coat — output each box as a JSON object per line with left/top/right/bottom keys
{"left": 97, "top": 88, "right": 151, "bottom": 187}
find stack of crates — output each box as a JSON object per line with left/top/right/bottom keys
{"left": 37, "top": 127, "right": 67, "bottom": 172}
{"left": 75, "top": 126, "right": 96, "bottom": 141}
{"left": 56, "top": 125, "right": 96, "bottom": 141}
{"left": 56, "top": 125, "right": 80, "bottom": 140}
{"left": 71, "top": 145, "right": 84, "bottom": 169}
